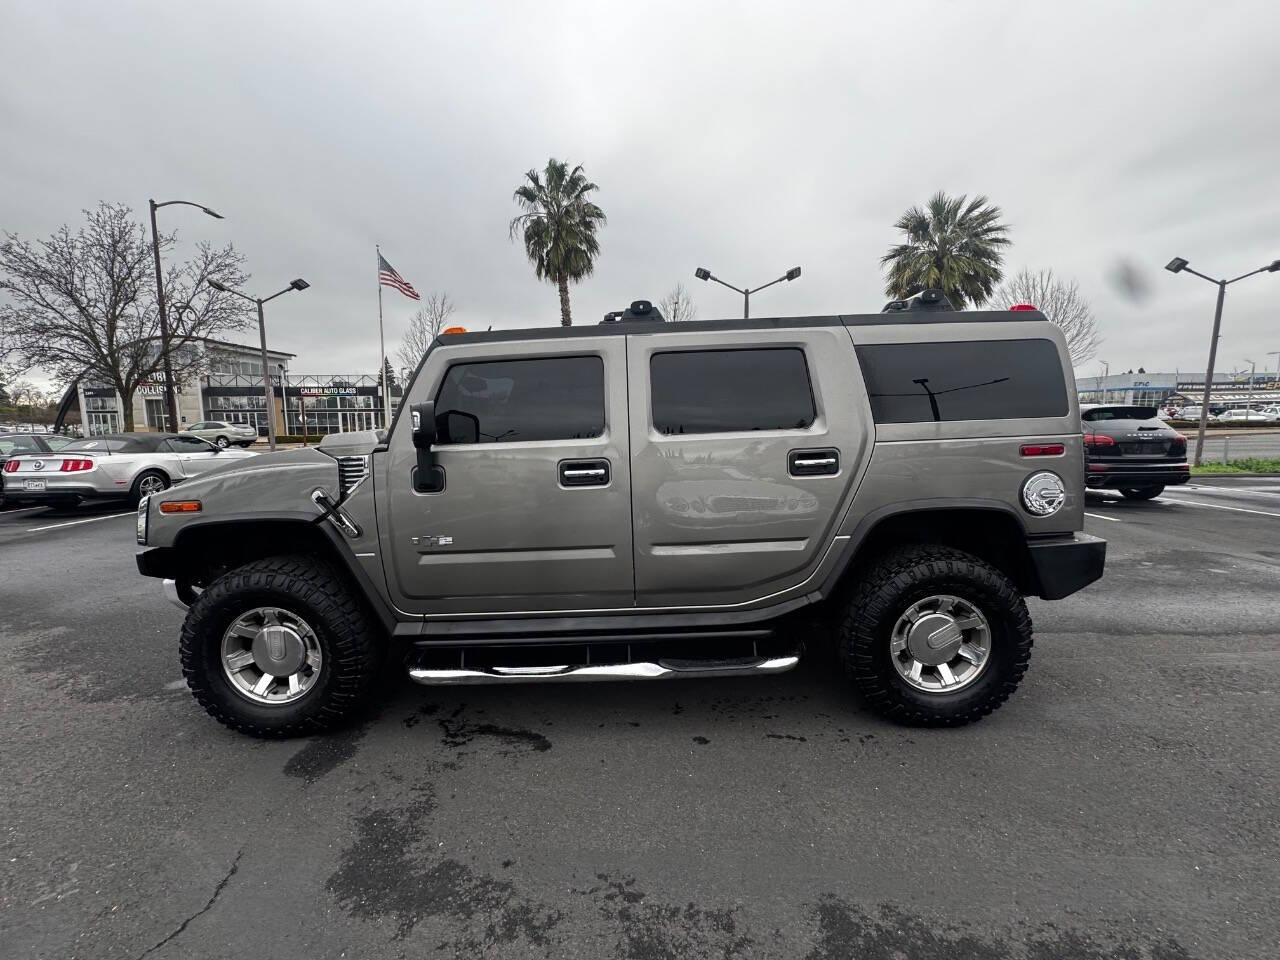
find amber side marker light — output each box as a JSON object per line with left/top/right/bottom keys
{"left": 159, "top": 500, "right": 202, "bottom": 514}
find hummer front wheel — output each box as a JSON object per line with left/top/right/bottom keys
{"left": 179, "top": 555, "right": 380, "bottom": 738}
{"left": 838, "top": 545, "right": 1033, "bottom": 726}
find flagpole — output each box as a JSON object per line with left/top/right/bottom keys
{"left": 377, "top": 244, "right": 390, "bottom": 428}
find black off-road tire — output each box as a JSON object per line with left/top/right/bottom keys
{"left": 838, "top": 544, "right": 1033, "bottom": 727}
{"left": 1119, "top": 485, "right": 1163, "bottom": 500}
{"left": 179, "top": 555, "right": 380, "bottom": 738}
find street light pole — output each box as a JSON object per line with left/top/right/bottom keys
{"left": 208, "top": 278, "right": 309, "bottom": 451}
{"left": 148, "top": 199, "right": 223, "bottom": 432}
{"left": 1165, "top": 256, "right": 1280, "bottom": 466}
{"left": 694, "top": 265, "right": 802, "bottom": 319}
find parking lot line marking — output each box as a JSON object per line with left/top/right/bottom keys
{"left": 1, "top": 506, "right": 46, "bottom": 515}
{"left": 27, "top": 512, "right": 133, "bottom": 532}
{"left": 1154, "top": 497, "right": 1280, "bottom": 520}
{"left": 1084, "top": 512, "right": 1123, "bottom": 522}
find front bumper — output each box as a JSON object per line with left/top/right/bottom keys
{"left": 1028, "top": 533, "right": 1106, "bottom": 600}
{"left": 1085, "top": 460, "right": 1190, "bottom": 489}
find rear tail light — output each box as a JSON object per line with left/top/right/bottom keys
{"left": 59, "top": 459, "right": 94, "bottom": 472}
{"left": 1020, "top": 443, "right": 1065, "bottom": 457}
{"left": 2, "top": 460, "right": 17, "bottom": 473}
{"left": 1083, "top": 433, "right": 1116, "bottom": 449}
{"left": 1169, "top": 433, "right": 1187, "bottom": 455}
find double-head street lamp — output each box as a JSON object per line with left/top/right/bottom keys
{"left": 694, "top": 265, "right": 801, "bottom": 319}
{"left": 207, "top": 278, "right": 309, "bottom": 451}
{"left": 149, "top": 199, "right": 223, "bottom": 433}
{"left": 1165, "top": 255, "right": 1280, "bottom": 465}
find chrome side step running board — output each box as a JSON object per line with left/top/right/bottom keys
{"left": 407, "top": 655, "right": 800, "bottom": 686}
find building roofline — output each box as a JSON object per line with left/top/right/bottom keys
{"left": 199, "top": 336, "right": 296, "bottom": 358}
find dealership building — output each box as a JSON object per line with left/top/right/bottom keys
{"left": 76, "top": 337, "right": 402, "bottom": 436}
{"left": 1074, "top": 371, "right": 1280, "bottom": 410}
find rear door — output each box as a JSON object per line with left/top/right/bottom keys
{"left": 382, "top": 336, "right": 633, "bottom": 615}
{"left": 627, "top": 325, "right": 869, "bottom": 608}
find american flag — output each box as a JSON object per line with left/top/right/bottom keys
{"left": 378, "top": 253, "right": 420, "bottom": 301}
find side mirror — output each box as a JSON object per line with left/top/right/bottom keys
{"left": 411, "top": 401, "right": 436, "bottom": 450}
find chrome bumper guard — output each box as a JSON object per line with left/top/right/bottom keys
{"left": 408, "top": 654, "right": 800, "bottom": 686}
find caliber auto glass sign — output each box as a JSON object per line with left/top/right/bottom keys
{"left": 299, "top": 386, "right": 358, "bottom": 397}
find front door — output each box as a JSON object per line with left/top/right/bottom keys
{"left": 382, "top": 337, "right": 633, "bottom": 615}
{"left": 163, "top": 435, "right": 224, "bottom": 477}
{"left": 144, "top": 398, "right": 173, "bottom": 432}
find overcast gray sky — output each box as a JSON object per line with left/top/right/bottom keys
{"left": 3, "top": 0, "right": 1278, "bottom": 386}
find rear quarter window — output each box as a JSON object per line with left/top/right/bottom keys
{"left": 856, "top": 339, "right": 1068, "bottom": 423}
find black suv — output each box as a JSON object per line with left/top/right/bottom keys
{"left": 1082, "top": 405, "right": 1190, "bottom": 499}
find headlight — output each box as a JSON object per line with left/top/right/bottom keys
{"left": 136, "top": 496, "right": 150, "bottom": 544}
{"left": 1022, "top": 471, "right": 1066, "bottom": 517}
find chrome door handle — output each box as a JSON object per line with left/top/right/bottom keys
{"left": 560, "top": 459, "right": 611, "bottom": 487}
{"left": 789, "top": 448, "right": 840, "bottom": 477}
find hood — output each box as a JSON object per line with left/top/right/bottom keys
{"left": 179, "top": 445, "right": 339, "bottom": 490}
{"left": 317, "top": 429, "right": 387, "bottom": 458}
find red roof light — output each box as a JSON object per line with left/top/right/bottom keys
{"left": 1009, "top": 304, "right": 1037, "bottom": 311}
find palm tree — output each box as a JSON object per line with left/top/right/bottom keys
{"left": 509, "top": 159, "right": 606, "bottom": 325}
{"left": 881, "top": 192, "right": 1011, "bottom": 308}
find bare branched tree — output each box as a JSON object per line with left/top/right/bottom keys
{"left": 659, "top": 283, "right": 698, "bottom": 323}
{"left": 0, "top": 202, "right": 252, "bottom": 430}
{"left": 992, "top": 268, "right": 1099, "bottom": 366}
{"left": 395, "top": 292, "right": 455, "bottom": 373}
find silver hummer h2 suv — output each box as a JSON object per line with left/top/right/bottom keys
{"left": 135, "top": 291, "right": 1106, "bottom": 738}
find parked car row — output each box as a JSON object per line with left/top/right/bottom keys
{"left": 1170, "top": 405, "right": 1280, "bottom": 423}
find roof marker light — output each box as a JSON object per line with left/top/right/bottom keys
{"left": 1009, "top": 304, "right": 1037, "bottom": 311}
{"left": 442, "top": 326, "right": 467, "bottom": 335}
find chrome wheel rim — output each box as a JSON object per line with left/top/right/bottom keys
{"left": 138, "top": 474, "right": 167, "bottom": 497}
{"left": 889, "top": 594, "right": 992, "bottom": 694}
{"left": 220, "top": 606, "right": 323, "bottom": 705}
{"left": 216, "top": 437, "right": 229, "bottom": 448}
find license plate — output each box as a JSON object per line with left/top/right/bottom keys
{"left": 23, "top": 479, "right": 46, "bottom": 491}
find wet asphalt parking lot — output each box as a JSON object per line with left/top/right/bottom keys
{"left": 1, "top": 478, "right": 1278, "bottom": 959}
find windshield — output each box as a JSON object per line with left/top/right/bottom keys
{"left": 0, "top": 435, "right": 46, "bottom": 455}
{"left": 1081, "top": 406, "right": 1159, "bottom": 422}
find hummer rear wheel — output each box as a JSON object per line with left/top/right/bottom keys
{"left": 838, "top": 545, "right": 1033, "bottom": 726}
{"left": 179, "top": 555, "right": 380, "bottom": 738}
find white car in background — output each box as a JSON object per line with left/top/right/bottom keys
{"left": 181, "top": 420, "right": 258, "bottom": 448}
{"left": 1214, "top": 408, "right": 1278, "bottom": 424}
{"left": 2, "top": 432, "right": 254, "bottom": 506}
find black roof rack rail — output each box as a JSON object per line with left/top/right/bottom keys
{"left": 880, "top": 289, "right": 955, "bottom": 313}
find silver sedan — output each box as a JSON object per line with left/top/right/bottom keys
{"left": 181, "top": 420, "right": 259, "bottom": 447}
{"left": 1, "top": 432, "right": 254, "bottom": 506}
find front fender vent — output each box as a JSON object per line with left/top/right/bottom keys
{"left": 336, "top": 455, "right": 370, "bottom": 495}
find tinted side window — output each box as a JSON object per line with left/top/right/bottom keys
{"left": 650, "top": 348, "right": 816, "bottom": 435}
{"left": 856, "top": 339, "right": 1067, "bottom": 423}
{"left": 434, "top": 356, "right": 604, "bottom": 444}
{"left": 166, "top": 436, "right": 215, "bottom": 453}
